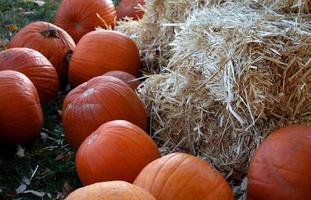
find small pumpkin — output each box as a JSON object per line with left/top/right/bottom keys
{"left": 247, "top": 125, "right": 311, "bottom": 200}
{"left": 103, "top": 70, "right": 140, "bottom": 90}
{"left": 62, "top": 75, "right": 147, "bottom": 150}
{"left": 134, "top": 153, "right": 234, "bottom": 200}
{"left": 69, "top": 30, "right": 140, "bottom": 87}
{"left": 65, "top": 181, "right": 156, "bottom": 200}
{"left": 0, "top": 70, "right": 43, "bottom": 145}
{"left": 55, "top": 0, "right": 116, "bottom": 43}
{"left": 116, "top": 0, "right": 145, "bottom": 20}
{"left": 8, "top": 21, "right": 75, "bottom": 86}
{"left": 0, "top": 48, "right": 59, "bottom": 103}
{"left": 76, "top": 120, "right": 160, "bottom": 185}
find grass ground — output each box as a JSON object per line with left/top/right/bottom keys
{"left": 0, "top": 0, "right": 118, "bottom": 199}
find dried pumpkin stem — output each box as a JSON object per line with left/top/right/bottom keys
{"left": 40, "top": 27, "right": 60, "bottom": 38}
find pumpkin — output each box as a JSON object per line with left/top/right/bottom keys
{"left": 8, "top": 21, "right": 75, "bottom": 86}
{"left": 55, "top": 0, "right": 116, "bottom": 43}
{"left": 65, "top": 181, "right": 156, "bottom": 200}
{"left": 62, "top": 76, "right": 147, "bottom": 150}
{"left": 0, "top": 70, "right": 43, "bottom": 145}
{"left": 69, "top": 30, "right": 140, "bottom": 87}
{"left": 0, "top": 48, "right": 59, "bottom": 103}
{"left": 247, "top": 125, "right": 311, "bottom": 200}
{"left": 76, "top": 120, "right": 160, "bottom": 185}
{"left": 103, "top": 70, "right": 140, "bottom": 90}
{"left": 116, "top": 0, "right": 145, "bottom": 20}
{"left": 134, "top": 153, "right": 234, "bottom": 200}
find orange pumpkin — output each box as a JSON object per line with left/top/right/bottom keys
{"left": 69, "top": 30, "right": 140, "bottom": 87}
{"left": 0, "top": 48, "right": 59, "bottom": 103}
{"left": 247, "top": 125, "right": 311, "bottom": 200}
{"left": 55, "top": 0, "right": 116, "bottom": 43}
{"left": 134, "top": 153, "right": 234, "bottom": 200}
{"left": 116, "top": 0, "right": 145, "bottom": 20}
{"left": 8, "top": 21, "right": 75, "bottom": 86}
{"left": 103, "top": 70, "right": 140, "bottom": 90}
{"left": 0, "top": 70, "right": 43, "bottom": 145}
{"left": 62, "top": 76, "right": 147, "bottom": 150}
{"left": 65, "top": 181, "right": 156, "bottom": 200}
{"left": 76, "top": 120, "right": 160, "bottom": 185}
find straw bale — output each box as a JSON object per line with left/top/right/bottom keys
{"left": 139, "top": 3, "right": 311, "bottom": 182}
{"left": 116, "top": 0, "right": 209, "bottom": 74}
{"left": 246, "top": 0, "right": 311, "bottom": 13}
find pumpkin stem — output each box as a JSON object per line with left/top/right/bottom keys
{"left": 65, "top": 49, "right": 73, "bottom": 63}
{"left": 40, "top": 27, "right": 59, "bottom": 38}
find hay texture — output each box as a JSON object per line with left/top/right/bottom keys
{"left": 139, "top": 3, "right": 311, "bottom": 181}
{"left": 246, "top": 0, "right": 311, "bottom": 13}
{"left": 116, "top": 0, "right": 208, "bottom": 73}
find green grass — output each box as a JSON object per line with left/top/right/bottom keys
{"left": 0, "top": 0, "right": 60, "bottom": 50}
{"left": 0, "top": 0, "right": 119, "bottom": 199}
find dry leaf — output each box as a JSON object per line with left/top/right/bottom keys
{"left": 16, "top": 145, "right": 25, "bottom": 158}
{"left": 33, "top": 0, "right": 45, "bottom": 6}
{"left": 15, "top": 183, "right": 27, "bottom": 194}
{"left": 55, "top": 154, "right": 64, "bottom": 161}
{"left": 40, "top": 132, "right": 48, "bottom": 141}
{"left": 23, "top": 190, "right": 46, "bottom": 197}
{"left": 62, "top": 181, "right": 73, "bottom": 198}
{"left": 57, "top": 109, "right": 62, "bottom": 116}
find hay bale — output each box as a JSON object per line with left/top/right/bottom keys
{"left": 116, "top": 0, "right": 209, "bottom": 74}
{"left": 246, "top": 0, "right": 311, "bottom": 13}
{"left": 139, "top": 3, "right": 311, "bottom": 182}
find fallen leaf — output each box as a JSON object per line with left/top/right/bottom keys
{"left": 22, "top": 177, "right": 31, "bottom": 185}
{"left": 57, "top": 109, "right": 62, "bottom": 116}
{"left": 55, "top": 154, "right": 64, "bottom": 161}
{"left": 15, "top": 183, "right": 27, "bottom": 194}
{"left": 40, "top": 132, "right": 48, "bottom": 141}
{"left": 62, "top": 181, "right": 73, "bottom": 198}
{"left": 33, "top": 0, "right": 45, "bottom": 6}
{"left": 23, "top": 11, "right": 35, "bottom": 15}
{"left": 16, "top": 145, "right": 25, "bottom": 158}
{"left": 5, "top": 24, "right": 18, "bottom": 31}
{"left": 23, "top": 190, "right": 46, "bottom": 197}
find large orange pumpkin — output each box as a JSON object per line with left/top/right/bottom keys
{"left": 247, "top": 125, "right": 311, "bottom": 200}
{"left": 0, "top": 48, "right": 59, "bottom": 103}
{"left": 55, "top": 0, "right": 116, "bottom": 43}
{"left": 69, "top": 30, "right": 140, "bottom": 87}
{"left": 0, "top": 70, "right": 43, "bottom": 145}
{"left": 76, "top": 120, "right": 160, "bottom": 185}
{"left": 134, "top": 153, "right": 234, "bottom": 200}
{"left": 8, "top": 21, "right": 75, "bottom": 85}
{"left": 65, "top": 181, "right": 156, "bottom": 200}
{"left": 116, "top": 0, "right": 145, "bottom": 20}
{"left": 62, "top": 76, "right": 147, "bottom": 150}
{"left": 103, "top": 70, "right": 140, "bottom": 90}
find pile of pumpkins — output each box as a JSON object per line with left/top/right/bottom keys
{"left": 0, "top": 0, "right": 310, "bottom": 199}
